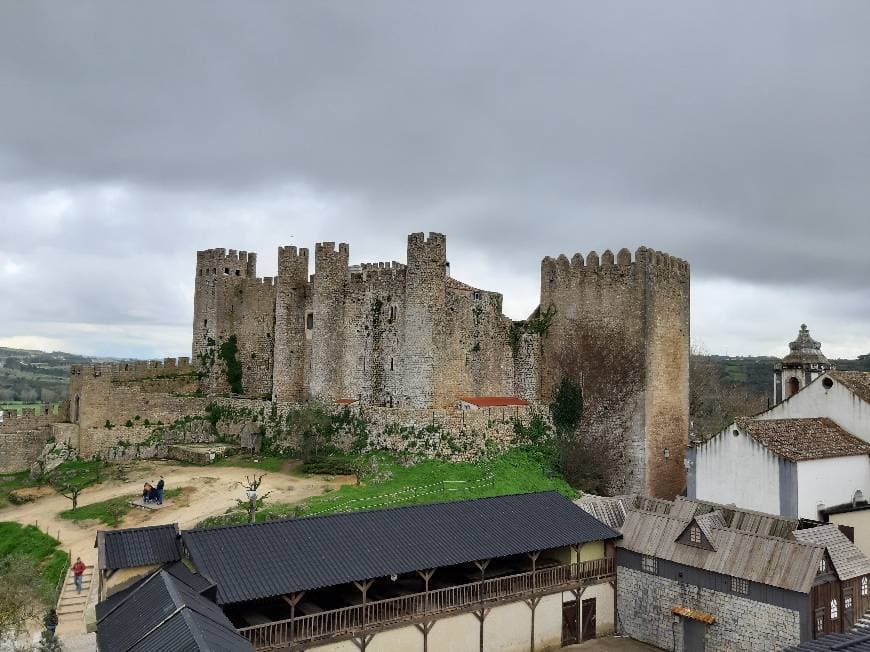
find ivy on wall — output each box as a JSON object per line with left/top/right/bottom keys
{"left": 218, "top": 335, "right": 244, "bottom": 394}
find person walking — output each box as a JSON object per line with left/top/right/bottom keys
{"left": 72, "top": 556, "right": 86, "bottom": 594}
{"left": 155, "top": 476, "right": 165, "bottom": 505}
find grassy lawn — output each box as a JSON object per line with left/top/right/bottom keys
{"left": 60, "top": 488, "right": 183, "bottom": 527}
{"left": 198, "top": 447, "right": 575, "bottom": 528}
{"left": 0, "top": 522, "right": 69, "bottom": 590}
{"left": 210, "top": 454, "right": 290, "bottom": 473}
{"left": 0, "top": 401, "right": 60, "bottom": 415}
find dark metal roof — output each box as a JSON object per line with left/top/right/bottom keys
{"left": 96, "top": 568, "right": 251, "bottom": 652}
{"left": 183, "top": 491, "right": 619, "bottom": 605}
{"left": 96, "top": 523, "right": 181, "bottom": 570}
{"left": 95, "top": 561, "right": 215, "bottom": 621}
{"left": 786, "top": 625, "right": 870, "bottom": 650}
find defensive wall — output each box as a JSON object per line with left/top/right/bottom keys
{"left": 538, "top": 246, "right": 689, "bottom": 498}
{"left": 0, "top": 401, "right": 71, "bottom": 473}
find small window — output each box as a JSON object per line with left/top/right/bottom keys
{"left": 224, "top": 267, "right": 230, "bottom": 275}
{"left": 816, "top": 612, "right": 824, "bottom": 633}
{"left": 641, "top": 556, "right": 657, "bottom": 574}
{"left": 861, "top": 576, "right": 868, "bottom": 596}
{"left": 235, "top": 269, "right": 241, "bottom": 276}
{"left": 204, "top": 319, "right": 208, "bottom": 328}
{"left": 731, "top": 577, "right": 749, "bottom": 595}
{"left": 389, "top": 306, "right": 397, "bottom": 323}
{"left": 306, "top": 313, "right": 314, "bottom": 330}
{"left": 845, "top": 595, "right": 853, "bottom": 609}
{"left": 823, "top": 377, "right": 834, "bottom": 389}
{"left": 689, "top": 526, "right": 701, "bottom": 544}
{"left": 473, "top": 291, "right": 481, "bottom": 300}
{"left": 732, "top": 429, "right": 740, "bottom": 437}
{"left": 831, "top": 599, "right": 838, "bottom": 620}
{"left": 663, "top": 448, "right": 670, "bottom": 459}
{"left": 819, "top": 558, "right": 827, "bottom": 573}
{"left": 390, "top": 358, "right": 394, "bottom": 371}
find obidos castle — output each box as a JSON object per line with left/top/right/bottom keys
{"left": 191, "top": 232, "right": 690, "bottom": 497}
{"left": 1, "top": 232, "right": 689, "bottom": 498}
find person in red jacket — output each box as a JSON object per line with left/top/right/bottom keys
{"left": 72, "top": 557, "right": 86, "bottom": 594}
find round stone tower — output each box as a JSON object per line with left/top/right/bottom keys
{"left": 774, "top": 324, "right": 832, "bottom": 403}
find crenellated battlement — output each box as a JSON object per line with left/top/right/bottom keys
{"left": 541, "top": 246, "right": 689, "bottom": 288}
{"left": 0, "top": 403, "right": 57, "bottom": 419}
{"left": 70, "top": 356, "right": 193, "bottom": 381}
{"left": 196, "top": 247, "right": 257, "bottom": 278}
{"left": 315, "top": 242, "right": 350, "bottom": 257}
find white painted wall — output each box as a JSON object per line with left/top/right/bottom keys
{"left": 693, "top": 423, "right": 781, "bottom": 514}
{"left": 829, "top": 510, "right": 870, "bottom": 558}
{"left": 761, "top": 374, "right": 870, "bottom": 442}
{"left": 797, "top": 455, "right": 870, "bottom": 520}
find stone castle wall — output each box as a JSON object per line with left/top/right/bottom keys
{"left": 0, "top": 402, "right": 72, "bottom": 472}
{"left": 616, "top": 565, "right": 802, "bottom": 651}
{"left": 538, "top": 247, "right": 689, "bottom": 498}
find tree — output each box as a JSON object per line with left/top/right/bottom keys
{"left": 236, "top": 474, "right": 272, "bottom": 524}
{"left": 690, "top": 346, "right": 768, "bottom": 440}
{"left": 48, "top": 462, "right": 102, "bottom": 511}
{"left": 0, "top": 556, "right": 51, "bottom": 644}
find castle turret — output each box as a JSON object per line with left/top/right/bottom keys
{"left": 538, "top": 245, "right": 690, "bottom": 499}
{"left": 774, "top": 324, "right": 831, "bottom": 403}
{"left": 309, "top": 242, "right": 349, "bottom": 400}
{"left": 273, "top": 246, "right": 310, "bottom": 403}
{"left": 401, "top": 232, "right": 447, "bottom": 407}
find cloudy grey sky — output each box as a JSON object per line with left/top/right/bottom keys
{"left": 1, "top": 1, "right": 868, "bottom": 359}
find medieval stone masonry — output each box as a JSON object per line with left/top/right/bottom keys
{"left": 189, "top": 232, "right": 690, "bottom": 497}
{"left": 2, "top": 232, "right": 690, "bottom": 498}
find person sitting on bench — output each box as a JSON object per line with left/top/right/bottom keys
{"left": 143, "top": 482, "right": 154, "bottom": 503}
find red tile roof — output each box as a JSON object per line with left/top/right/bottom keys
{"left": 458, "top": 396, "right": 529, "bottom": 407}
{"left": 736, "top": 417, "right": 870, "bottom": 462}
{"left": 335, "top": 398, "right": 358, "bottom": 405}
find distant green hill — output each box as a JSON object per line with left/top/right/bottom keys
{"left": 0, "top": 347, "right": 133, "bottom": 404}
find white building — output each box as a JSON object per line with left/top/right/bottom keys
{"left": 689, "top": 415, "right": 870, "bottom": 520}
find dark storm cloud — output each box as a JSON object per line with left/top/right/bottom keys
{"left": 0, "top": 1, "right": 868, "bottom": 356}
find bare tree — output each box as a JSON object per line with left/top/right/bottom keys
{"left": 236, "top": 474, "right": 272, "bottom": 524}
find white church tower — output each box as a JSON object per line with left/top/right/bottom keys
{"left": 773, "top": 324, "right": 832, "bottom": 404}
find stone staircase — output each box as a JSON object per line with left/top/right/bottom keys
{"left": 56, "top": 564, "right": 94, "bottom": 636}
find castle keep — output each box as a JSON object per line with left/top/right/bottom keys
{"left": 2, "top": 232, "right": 689, "bottom": 498}
{"left": 190, "top": 232, "right": 690, "bottom": 497}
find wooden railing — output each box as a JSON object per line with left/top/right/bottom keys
{"left": 238, "top": 557, "right": 614, "bottom": 651}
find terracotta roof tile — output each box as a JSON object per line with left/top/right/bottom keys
{"left": 829, "top": 371, "right": 870, "bottom": 405}
{"left": 736, "top": 417, "right": 870, "bottom": 462}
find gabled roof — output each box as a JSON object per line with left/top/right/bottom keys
{"left": 793, "top": 524, "right": 870, "bottom": 581}
{"left": 575, "top": 494, "right": 630, "bottom": 530}
{"left": 618, "top": 507, "right": 823, "bottom": 593}
{"left": 458, "top": 396, "right": 529, "bottom": 407}
{"left": 96, "top": 568, "right": 251, "bottom": 652}
{"left": 735, "top": 417, "right": 870, "bottom": 462}
{"left": 183, "top": 491, "right": 619, "bottom": 605}
{"left": 829, "top": 371, "right": 870, "bottom": 405}
{"left": 95, "top": 561, "right": 215, "bottom": 621}
{"left": 96, "top": 523, "right": 181, "bottom": 570}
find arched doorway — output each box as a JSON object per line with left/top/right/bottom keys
{"left": 788, "top": 377, "right": 800, "bottom": 398}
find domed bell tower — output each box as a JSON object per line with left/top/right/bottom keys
{"left": 774, "top": 324, "right": 832, "bottom": 404}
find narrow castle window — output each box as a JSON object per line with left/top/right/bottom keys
{"left": 204, "top": 319, "right": 208, "bottom": 328}
{"left": 225, "top": 267, "right": 230, "bottom": 275}
{"left": 389, "top": 306, "right": 397, "bottom": 323}
{"left": 390, "top": 358, "right": 394, "bottom": 371}
{"left": 306, "top": 312, "right": 314, "bottom": 330}
{"left": 473, "top": 291, "right": 481, "bottom": 301}
{"left": 235, "top": 270, "right": 241, "bottom": 276}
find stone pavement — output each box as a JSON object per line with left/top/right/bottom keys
{"left": 562, "top": 635, "right": 663, "bottom": 651}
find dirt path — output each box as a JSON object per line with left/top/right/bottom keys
{"left": 0, "top": 460, "right": 349, "bottom": 565}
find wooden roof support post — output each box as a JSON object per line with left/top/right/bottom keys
{"left": 571, "top": 544, "right": 581, "bottom": 581}
{"left": 418, "top": 568, "right": 436, "bottom": 615}
{"left": 414, "top": 620, "right": 436, "bottom": 652}
{"left": 353, "top": 580, "right": 375, "bottom": 652}
{"left": 281, "top": 593, "right": 305, "bottom": 645}
{"left": 527, "top": 550, "right": 541, "bottom": 591}
{"left": 473, "top": 560, "right": 491, "bottom": 652}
